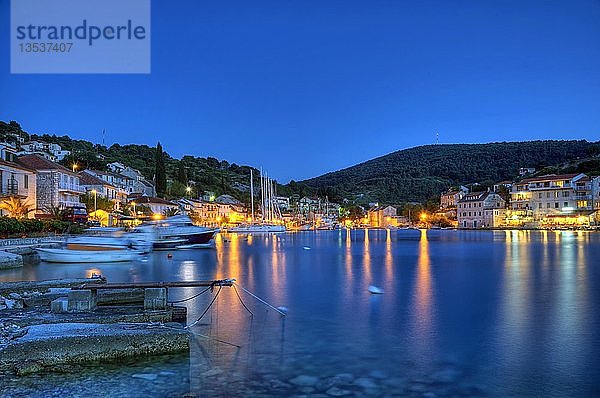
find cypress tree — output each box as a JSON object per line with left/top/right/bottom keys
{"left": 155, "top": 142, "right": 167, "bottom": 197}
{"left": 176, "top": 162, "right": 187, "bottom": 185}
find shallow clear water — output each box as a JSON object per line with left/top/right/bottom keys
{"left": 1, "top": 229, "right": 600, "bottom": 397}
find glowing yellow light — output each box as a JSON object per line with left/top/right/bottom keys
{"left": 420, "top": 212, "right": 427, "bottom": 221}
{"left": 186, "top": 186, "right": 192, "bottom": 193}
{"left": 91, "top": 189, "right": 97, "bottom": 194}
{"left": 152, "top": 213, "right": 162, "bottom": 220}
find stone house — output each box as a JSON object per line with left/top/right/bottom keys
{"left": 16, "top": 154, "right": 84, "bottom": 211}
{"left": 457, "top": 191, "right": 505, "bottom": 228}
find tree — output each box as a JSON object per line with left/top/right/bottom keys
{"left": 163, "top": 207, "right": 179, "bottom": 217}
{"left": 0, "top": 197, "right": 32, "bottom": 219}
{"left": 155, "top": 142, "right": 167, "bottom": 197}
{"left": 176, "top": 162, "right": 187, "bottom": 185}
{"left": 80, "top": 192, "right": 114, "bottom": 212}
{"left": 44, "top": 205, "right": 66, "bottom": 221}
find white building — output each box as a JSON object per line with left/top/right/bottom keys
{"left": 18, "top": 141, "right": 71, "bottom": 161}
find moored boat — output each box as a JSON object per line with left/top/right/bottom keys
{"left": 36, "top": 247, "right": 139, "bottom": 263}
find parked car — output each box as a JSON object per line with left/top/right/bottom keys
{"left": 62, "top": 206, "right": 88, "bottom": 224}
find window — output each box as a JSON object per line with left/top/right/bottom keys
{"left": 24, "top": 175, "right": 28, "bottom": 189}
{"left": 547, "top": 203, "right": 551, "bottom": 208}
{"left": 564, "top": 202, "right": 569, "bottom": 207}
{"left": 563, "top": 191, "right": 569, "bottom": 197}
{"left": 539, "top": 193, "right": 542, "bottom": 199}
{"left": 554, "top": 202, "right": 559, "bottom": 208}
{"left": 546, "top": 192, "right": 550, "bottom": 198}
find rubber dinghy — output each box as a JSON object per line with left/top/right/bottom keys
{"left": 368, "top": 285, "right": 384, "bottom": 294}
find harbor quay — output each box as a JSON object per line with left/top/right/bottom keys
{"left": 0, "top": 276, "right": 203, "bottom": 375}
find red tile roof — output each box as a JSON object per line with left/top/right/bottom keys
{"left": 16, "top": 154, "right": 76, "bottom": 175}
{"left": 79, "top": 171, "right": 115, "bottom": 187}
{"left": 521, "top": 173, "right": 581, "bottom": 183}
{"left": 0, "top": 158, "right": 35, "bottom": 172}
{"left": 128, "top": 196, "right": 176, "bottom": 206}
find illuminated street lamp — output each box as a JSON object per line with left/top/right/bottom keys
{"left": 72, "top": 163, "right": 78, "bottom": 173}
{"left": 186, "top": 186, "right": 192, "bottom": 197}
{"left": 130, "top": 201, "right": 137, "bottom": 217}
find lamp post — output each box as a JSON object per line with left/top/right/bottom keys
{"left": 186, "top": 186, "right": 192, "bottom": 198}
{"left": 91, "top": 189, "right": 97, "bottom": 212}
{"left": 131, "top": 201, "right": 137, "bottom": 218}
{"left": 72, "top": 163, "right": 78, "bottom": 173}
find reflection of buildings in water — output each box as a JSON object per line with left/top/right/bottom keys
{"left": 385, "top": 228, "right": 393, "bottom": 282}
{"left": 414, "top": 229, "right": 432, "bottom": 332}
{"left": 363, "top": 228, "right": 371, "bottom": 284}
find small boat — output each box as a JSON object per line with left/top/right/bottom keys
{"left": 229, "top": 224, "right": 286, "bottom": 233}
{"left": 36, "top": 247, "right": 139, "bottom": 263}
{"left": 368, "top": 285, "right": 384, "bottom": 294}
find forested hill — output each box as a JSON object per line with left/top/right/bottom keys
{"left": 299, "top": 140, "right": 600, "bottom": 204}
{"left": 0, "top": 121, "right": 259, "bottom": 201}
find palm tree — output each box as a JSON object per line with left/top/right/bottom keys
{"left": 162, "top": 207, "right": 180, "bottom": 217}
{"left": 0, "top": 197, "right": 31, "bottom": 219}
{"left": 44, "top": 205, "right": 66, "bottom": 221}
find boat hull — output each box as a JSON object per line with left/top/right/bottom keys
{"left": 36, "top": 248, "right": 138, "bottom": 263}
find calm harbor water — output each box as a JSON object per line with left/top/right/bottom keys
{"left": 1, "top": 229, "right": 600, "bottom": 397}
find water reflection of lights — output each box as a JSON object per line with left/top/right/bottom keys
{"left": 86, "top": 268, "right": 101, "bottom": 279}
{"left": 414, "top": 229, "right": 432, "bottom": 331}
{"left": 363, "top": 228, "right": 371, "bottom": 284}
{"left": 385, "top": 228, "right": 393, "bottom": 281}
{"left": 345, "top": 227, "right": 352, "bottom": 280}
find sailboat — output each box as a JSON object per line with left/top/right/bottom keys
{"left": 229, "top": 169, "right": 286, "bottom": 233}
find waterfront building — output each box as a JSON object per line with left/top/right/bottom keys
{"left": 367, "top": 205, "right": 403, "bottom": 228}
{"left": 457, "top": 191, "right": 505, "bottom": 228}
{"left": 275, "top": 196, "right": 290, "bottom": 210}
{"left": 128, "top": 195, "right": 178, "bottom": 216}
{"left": 178, "top": 198, "right": 246, "bottom": 226}
{"left": 78, "top": 171, "right": 127, "bottom": 210}
{"left": 0, "top": 158, "right": 37, "bottom": 218}
{"left": 299, "top": 197, "right": 320, "bottom": 215}
{"left": 106, "top": 162, "right": 156, "bottom": 196}
{"left": 509, "top": 173, "right": 599, "bottom": 226}
{"left": 440, "top": 186, "right": 468, "bottom": 209}
{"left": 17, "top": 154, "right": 84, "bottom": 211}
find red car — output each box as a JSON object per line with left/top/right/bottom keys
{"left": 62, "top": 206, "right": 88, "bottom": 224}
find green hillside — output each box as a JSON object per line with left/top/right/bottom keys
{"left": 1, "top": 121, "right": 260, "bottom": 202}
{"left": 299, "top": 140, "right": 600, "bottom": 204}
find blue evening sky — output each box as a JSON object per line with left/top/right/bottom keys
{"left": 1, "top": 0, "right": 599, "bottom": 182}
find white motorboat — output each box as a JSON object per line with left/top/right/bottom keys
{"left": 36, "top": 247, "right": 139, "bottom": 263}
{"left": 135, "top": 215, "right": 218, "bottom": 250}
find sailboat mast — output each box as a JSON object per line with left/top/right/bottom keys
{"left": 260, "top": 169, "right": 265, "bottom": 222}
{"left": 250, "top": 169, "right": 255, "bottom": 222}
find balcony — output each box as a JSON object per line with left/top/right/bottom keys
{"left": 0, "top": 180, "right": 30, "bottom": 198}
{"left": 58, "top": 182, "right": 86, "bottom": 194}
